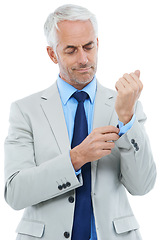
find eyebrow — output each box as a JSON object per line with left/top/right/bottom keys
{"left": 64, "top": 41, "right": 95, "bottom": 51}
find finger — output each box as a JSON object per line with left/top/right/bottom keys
{"left": 102, "top": 133, "right": 120, "bottom": 142}
{"left": 95, "top": 126, "right": 120, "bottom": 135}
{"left": 123, "top": 73, "right": 139, "bottom": 90}
{"left": 129, "top": 72, "right": 139, "bottom": 83}
{"left": 130, "top": 72, "right": 143, "bottom": 91}
{"left": 119, "top": 77, "right": 131, "bottom": 88}
{"left": 116, "top": 78, "right": 129, "bottom": 90}
{"left": 115, "top": 80, "right": 124, "bottom": 91}
{"left": 101, "top": 141, "right": 115, "bottom": 150}
{"left": 134, "top": 70, "right": 140, "bottom": 78}
{"left": 103, "top": 126, "right": 120, "bottom": 134}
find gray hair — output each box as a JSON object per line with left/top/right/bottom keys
{"left": 44, "top": 4, "right": 98, "bottom": 52}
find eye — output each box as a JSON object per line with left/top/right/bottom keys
{"left": 84, "top": 42, "right": 95, "bottom": 51}
{"left": 65, "top": 47, "right": 77, "bottom": 54}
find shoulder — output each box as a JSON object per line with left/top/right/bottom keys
{"left": 13, "top": 82, "right": 57, "bottom": 109}
{"left": 16, "top": 90, "right": 43, "bottom": 105}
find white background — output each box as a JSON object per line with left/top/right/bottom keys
{"left": 0, "top": 0, "right": 159, "bottom": 239}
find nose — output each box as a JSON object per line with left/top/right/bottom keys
{"left": 77, "top": 48, "right": 88, "bottom": 65}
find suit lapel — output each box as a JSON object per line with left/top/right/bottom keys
{"left": 91, "top": 82, "right": 117, "bottom": 189}
{"left": 93, "top": 82, "right": 117, "bottom": 129}
{"left": 40, "top": 82, "right": 70, "bottom": 154}
{"left": 40, "top": 80, "right": 117, "bottom": 189}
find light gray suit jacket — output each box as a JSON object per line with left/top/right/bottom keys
{"left": 4, "top": 81, "right": 156, "bottom": 240}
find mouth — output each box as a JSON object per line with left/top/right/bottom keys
{"left": 75, "top": 67, "right": 92, "bottom": 73}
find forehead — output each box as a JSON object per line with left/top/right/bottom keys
{"left": 57, "top": 20, "right": 95, "bottom": 47}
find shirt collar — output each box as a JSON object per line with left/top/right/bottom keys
{"left": 57, "top": 75, "right": 97, "bottom": 105}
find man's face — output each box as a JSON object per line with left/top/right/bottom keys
{"left": 53, "top": 20, "right": 98, "bottom": 89}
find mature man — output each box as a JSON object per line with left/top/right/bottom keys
{"left": 4, "top": 4, "right": 156, "bottom": 240}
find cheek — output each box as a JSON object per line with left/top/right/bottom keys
{"left": 59, "top": 55, "right": 76, "bottom": 69}
{"left": 88, "top": 50, "right": 98, "bottom": 62}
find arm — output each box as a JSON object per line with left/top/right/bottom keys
{"left": 115, "top": 70, "right": 156, "bottom": 195}
{"left": 116, "top": 101, "right": 156, "bottom": 195}
{"left": 4, "top": 102, "right": 81, "bottom": 210}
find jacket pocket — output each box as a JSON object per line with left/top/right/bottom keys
{"left": 113, "top": 215, "right": 139, "bottom": 234}
{"left": 16, "top": 218, "right": 45, "bottom": 238}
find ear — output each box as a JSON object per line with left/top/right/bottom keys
{"left": 96, "top": 38, "right": 99, "bottom": 50}
{"left": 46, "top": 46, "right": 58, "bottom": 64}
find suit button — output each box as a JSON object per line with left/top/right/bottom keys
{"left": 135, "top": 146, "right": 139, "bottom": 151}
{"left": 58, "top": 185, "right": 63, "bottom": 190}
{"left": 134, "top": 142, "right": 138, "bottom": 148}
{"left": 131, "top": 139, "right": 135, "bottom": 144}
{"left": 68, "top": 196, "right": 74, "bottom": 203}
{"left": 66, "top": 182, "right": 71, "bottom": 187}
{"left": 62, "top": 183, "right": 67, "bottom": 189}
{"left": 64, "top": 231, "right": 70, "bottom": 238}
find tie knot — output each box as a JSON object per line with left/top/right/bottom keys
{"left": 72, "top": 91, "right": 89, "bottom": 103}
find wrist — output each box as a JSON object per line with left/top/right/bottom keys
{"left": 118, "top": 112, "right": 134, "bottom": 125}
{"left": 70, "top": 147, "right": 85, "bottom": 171}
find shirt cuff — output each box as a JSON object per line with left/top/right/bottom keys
{"left": 118, "top": 114, "right": 136, "bottom": 136}
{"left": 75, "top": 168, "right": 81, "bottom": 176}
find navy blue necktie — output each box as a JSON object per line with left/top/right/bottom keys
{"left": 71, "top": 91, "right": 91, "bottom": 240}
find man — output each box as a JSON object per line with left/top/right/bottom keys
{"left": 4, "top": 4, "right": 156, "bottom": 240}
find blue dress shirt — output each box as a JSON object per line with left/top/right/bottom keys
{"left": 57, "top": 75, "right": 135, "bottom": 240}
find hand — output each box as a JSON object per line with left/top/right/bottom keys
{"left": 70, "top": 126, "right": 120, "bottom": 171}
{"left": 115, "top": 70, "right": 143, "bottom": 124}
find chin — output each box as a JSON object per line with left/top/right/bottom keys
{"left": 75, "top": 74, "right": 94, "bottom": 85}
{"left": 75, "top": 78, "right": 92, "bottom": 85}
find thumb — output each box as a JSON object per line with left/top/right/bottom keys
{"left": 134, "top": 70, "right": 140, "bottom": 78}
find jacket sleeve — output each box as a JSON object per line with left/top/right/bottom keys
{"left": 115, "top": 101, "right": 157, "bottom": 195}
{"left": 4, "top": 102, "right": 82, "bottom": 210}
